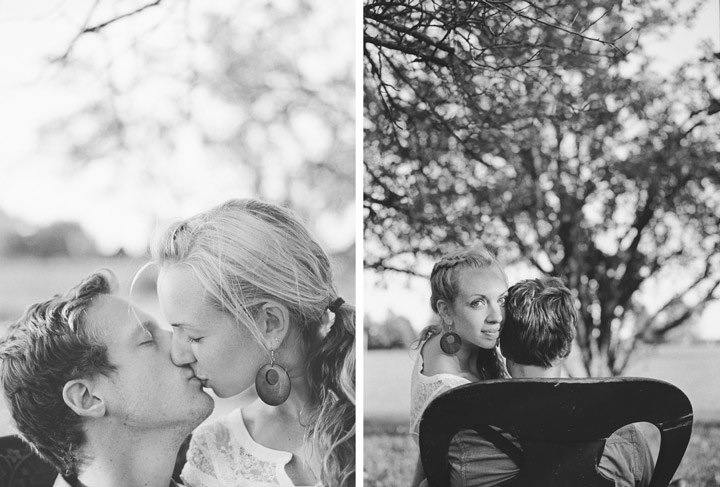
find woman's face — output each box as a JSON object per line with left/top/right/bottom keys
{"left": 443, "top": 266, "right": 507, "bottom": 351}
{"left": 156, "top": 265, "right": 267, "bottom": 398}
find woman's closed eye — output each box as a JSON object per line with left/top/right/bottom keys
{"left": 186, "top": 336, "right": 204, "bottom": 344}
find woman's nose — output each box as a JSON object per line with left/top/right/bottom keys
{"left": 170, "top": 334, "right": 195, "bottom": 366}
{"left": 487, "top": 302, "right": 503, "bottom": 323}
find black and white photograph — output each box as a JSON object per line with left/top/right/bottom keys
{"left": 0, "top": 1, "right": 355, "bottom": 486}
{"left": 364, "top": 1, "right": 720, "bottom": 486}
{"left": 2, "top": 1, "right": 720, "bottom": 486}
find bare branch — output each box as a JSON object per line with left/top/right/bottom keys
{"left": 54, "top": 0, "right": 164, "bottom": 63}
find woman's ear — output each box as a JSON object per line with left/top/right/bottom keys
{"left": 63, "top": 379, "right": 106, "bottom": 418}
{"left": 436, "top": 299, "right": 452, "bottom": 326}
{"left": 257, "top": 300, "right": 290, "bottom": 347}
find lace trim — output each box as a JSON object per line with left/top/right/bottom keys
{"left": 181, "top": 409, "right": 306, "bottom": 487}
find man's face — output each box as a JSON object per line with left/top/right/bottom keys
{"left": 86, "top": 295, "right": 214, "bottom": 430}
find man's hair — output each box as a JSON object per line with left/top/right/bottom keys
{"left": 500, "top": 277, "right": 576, "bottom": 367}
{"left": 0, "top": 270, "right": 118, "bottom": 476}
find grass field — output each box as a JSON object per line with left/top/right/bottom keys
{"left": 365, "top": 347, "right": 720, "bottom": 423}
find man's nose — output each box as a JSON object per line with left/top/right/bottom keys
{"left": 170, "top": 334, "right": 195, "bottom": 366}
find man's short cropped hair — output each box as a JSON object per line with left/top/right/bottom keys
{"left": 500, "top": 277, "right": 576, "bottom": 367}
{"left": 0, "top": 270, "right": 118, "bottom": 476}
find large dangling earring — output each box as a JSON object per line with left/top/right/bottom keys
{"left": 440, "top": 324, "right": 462, "bottom": 355}
{"left": 255, "top": 348, "right": 291, "bottom": 406}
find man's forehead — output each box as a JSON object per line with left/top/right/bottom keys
{"left": 85, "top": 294, "right": 148, "bottom": 338}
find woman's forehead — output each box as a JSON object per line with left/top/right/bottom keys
{"left": 455, "top": 266, "right": 507, "bottom": 296}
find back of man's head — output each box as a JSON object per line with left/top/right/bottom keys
{"left": 500, "top": 277, "right": 576, "bottom": 368}
{"left": 0, "top": 271, "right": 117, "bottom": 476}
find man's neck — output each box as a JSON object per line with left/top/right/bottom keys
{"left": 77, "top": 423, "right": 186, "bottom": 487}
{"left": 507, "top": 360, "right": 563, "bottom": 379}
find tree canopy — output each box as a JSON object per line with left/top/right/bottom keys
{"left": 364, "top": 0, "right": 720, "bottom": 375}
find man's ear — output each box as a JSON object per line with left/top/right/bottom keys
{"left": 256, "top": 300, "right": 290, "bottom": 348}
{"left": 62, "top": 379, "right": 106, "bottom": 418}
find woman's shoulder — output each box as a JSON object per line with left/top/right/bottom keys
{"left": 419, "top": 335, "right": 471, "bottom": 381}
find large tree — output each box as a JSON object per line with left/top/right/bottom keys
{"left": 364, "top": 0, "right": 720, "bottom": 376}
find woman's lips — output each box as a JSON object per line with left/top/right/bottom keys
{"left": 186, "top": 372, "right": 208, "bottom": 387}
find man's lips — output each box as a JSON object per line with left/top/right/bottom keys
{"left": 184, "top": 370, "right": 208, "bottom": 386}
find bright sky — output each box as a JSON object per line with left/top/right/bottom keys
{"left": 0, "top": 0, "right": 354, "bottom": 255}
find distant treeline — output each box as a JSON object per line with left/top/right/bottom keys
{"left": 0, "top": 213, "right": 99, "bottom": 257}
{"left": 365, "top": 312, "right": 417, "bottom": 350}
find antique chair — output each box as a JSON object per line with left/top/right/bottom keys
{"left": 419, "top": 378, "right": 693, "bottom": 487}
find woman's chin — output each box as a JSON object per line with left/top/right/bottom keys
{"left": 210, "top": 383, "right": 250, "bottom": 399}
{"left": 475, "top": 338, "right": 498, "bottom": 350}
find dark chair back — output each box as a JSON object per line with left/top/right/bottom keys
{"left": 419, "top": 378, "right": 693, "bottom": 487}
{"left": 0, "top": 435, "right": 57, "bottom": 487}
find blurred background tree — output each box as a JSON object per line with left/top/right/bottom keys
{"left": 364, "top": 0, "right": 720, "bottom": 375}
{"left": 1, "top": 0, "right": 354, "bottom": 255}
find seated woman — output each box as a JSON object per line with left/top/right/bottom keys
{"left": 410, "top": 244, "right": 509, "bottom": 486}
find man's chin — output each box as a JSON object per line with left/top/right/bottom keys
{"left": 186, "top": 396, "right": 215, "bottom": 427}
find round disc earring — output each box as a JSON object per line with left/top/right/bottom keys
{"left": 440, "top": 325, "right": 462, "bottom": 355}
{"left": 255, "top": 349, "right": 291, "bottom": 406}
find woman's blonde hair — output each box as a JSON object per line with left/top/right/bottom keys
{"left": 416, "top": 244, "right": 507, "bottom": 379}
{"left": 149, "top": 199, "right": 355, "bottom": 486}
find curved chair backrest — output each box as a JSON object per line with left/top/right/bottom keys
{"left": 419, "top": 378, "right": 693, "bottom": 487}
{"left": 0, "top": 435, "right": 57, "bottom": 487}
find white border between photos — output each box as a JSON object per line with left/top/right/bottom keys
{"left": 355, "top": 0, "right": 365, "bottom": 484}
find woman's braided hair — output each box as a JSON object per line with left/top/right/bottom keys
{"left": 416, "top": 244, "right": 508, "bottom": 379}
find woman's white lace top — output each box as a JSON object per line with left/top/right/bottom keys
{"left": 409, "top": 349, "right": 471, "bottom": 444}
{"left": 181, "top": 408, "right": 318, "bottom": 487}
